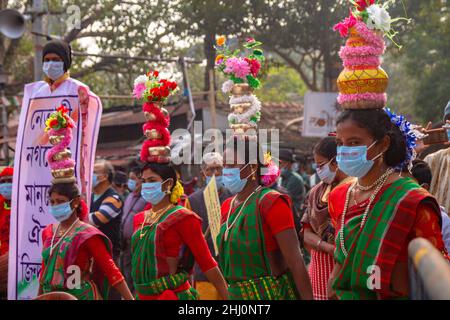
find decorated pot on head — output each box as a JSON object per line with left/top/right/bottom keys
{"left": 132, "top": 70, "right": 178, "bottom": 164}
{"left": 333, "top": 0, "right": 409, "bottom": 110}
{"left": 45, "top": 105, "right": 76, "bottom": 184}
{"left": 215, "top": 36, "right": 265, "bottom": 139}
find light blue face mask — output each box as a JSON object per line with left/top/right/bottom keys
{"left": 127, "top": 179, "right": 137, "bottom": 192}
{"left": 336, "top": 141, "right": 382, "bottom": 178}
{"left": 49, "top": 200, "right": 74, "bottom": 222}
{"left": 141, "top": 180, "right": 168, "bottom": 205}
{"left": 43, "top": 61, "right": 65, "bottom": 81}
{"left": 206, "top": 175, "right": 224, "bottom": 189}
{"left": 0, "top": 183, "right": 12, "bottom": 200}
{"left": 223, "top": 165, "right": 254, "bottom": 195}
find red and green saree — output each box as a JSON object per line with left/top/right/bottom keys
{"left": 330, "top": 177, "right": 445, "bottom": 300}
{"left": 217, "top": 188, "right": 299, "bottom": 300}
{"left": 40, "top": 222, "right": 112, "bottom": 300}
{"left": 131, "top": 205, "right": 200, "bottom": 300}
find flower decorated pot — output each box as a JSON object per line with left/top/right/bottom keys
{"left": 336, "top": 25, "right": 388, "bottom": 110}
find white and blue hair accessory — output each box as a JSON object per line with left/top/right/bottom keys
{"left": 384, "top": 107, "right": 417, "bottom": 172}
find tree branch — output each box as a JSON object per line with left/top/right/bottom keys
{"left": 272, "top": 47, "right": 318, "bottom": 91}
{"left": 63, "top": 8, "right": 106, "bottom": 43}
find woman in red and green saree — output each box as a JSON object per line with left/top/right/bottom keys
{"left": 301, "top": 137, "right": 354, "bottom": 300}
{"left": 39, "top": 182, "right": 134, "bottom": 300}
{"left": 328, "top": 109, "right": 449, "bottom": 300}
{"left": 131, "top": 162, "right": 228, "bottom": 300}
{"left": 218, "top": 136, "right": 313, "bottom": 300}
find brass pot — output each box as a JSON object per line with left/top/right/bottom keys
{"left": 230, "top": 123, "right": 257, "bottom": 135}
{"left": 51, "top": 167, "right": 74, "bottom": 179}
{"left": 49, "top": 135, "right": 65, "bottom": 145}
{"left": 144, "top": 112, "right": 157, "bottom": 121}
{"left": 52, "top": 149, "right": 72, "bottom": 161}
{"left": 231, "top": 83, "right": 253, "bottom": 96}
{"left": 145, "top": 129, "right": 163, "bottom": 140}
{"left": 148, "top": 146, "right": 170, "bottom": 157}
{"left": 144, "top": 108, "right": 169, "bottom": 122}
{"left": 231, "top": 103, "right": 252, "bottom": 114}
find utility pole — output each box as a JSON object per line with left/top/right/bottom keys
{"left": 0, "top": 65, "right": 9, "bottom": 164}
{"left": 32, "top": 0, "right": 44, "bottom": 81}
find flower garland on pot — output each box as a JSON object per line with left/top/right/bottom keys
{"left": 133, "top": 70, "right": 178, "bottom": 164}
{"left": 45, "top": 105, "right": 76, "bottom": 183}
{"left": 334, "top": 0, "right": 409, "bottom": 110}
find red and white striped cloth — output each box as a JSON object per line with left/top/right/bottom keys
{"left": 308, "top": 249, "right": 334, "bottom": 300}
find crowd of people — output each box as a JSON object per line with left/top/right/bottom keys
{"left": 1, "top": 101, "right": 449, "bottom": 300}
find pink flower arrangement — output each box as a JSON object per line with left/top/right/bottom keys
{"left": 261, "top": 160, "right": 281, "bottom": 187}
{"left": 133, "top": 82, "right": 147, "bottom": 99}
{"left": 224, "top": 57, "right": 251, "bottom": 79}
{"left": 333, "top": 13, "right": 357, "bottom": 38}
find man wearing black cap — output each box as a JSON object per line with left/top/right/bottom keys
{"left": 41, "top": 39, "right": 73, "bottom": 91}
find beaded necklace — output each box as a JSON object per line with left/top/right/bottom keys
{"left": 339, "top": 168, "right": 394, "bottom": 258}
{"left": 224, "top": 186, "right": 262, "bottom": 241}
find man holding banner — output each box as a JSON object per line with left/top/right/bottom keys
{"left": 189, "top": 152, "right": 231, "bottom": 300}
{"left": 7, "top": 40, "right": 103, "bottom": 300}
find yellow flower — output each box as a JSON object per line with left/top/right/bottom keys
{"left": 170, "top": 180, "right": 184, "bottom": 204}
{"left": 215, "top": 54, "right": 224, "bottom": 65}
{"left": 216, "top": 35, "right": 226, "bottom": 47}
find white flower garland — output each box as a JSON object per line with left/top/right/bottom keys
{"left": 228, "top": 94, "right": 261, "bottom": 125}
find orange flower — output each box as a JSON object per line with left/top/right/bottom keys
{"left": 216, "top": 35, "right": 226, "bottom": 47}
{"left": 215, "top": 54, "right": 225, "bottom": 65}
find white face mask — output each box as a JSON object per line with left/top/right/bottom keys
{"left": 316, "top": 159, "right": 337, "bottom": 184}
{"left": 43, "top": 61, "right": 65, "bottom": 81}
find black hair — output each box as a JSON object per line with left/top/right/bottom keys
{"left": 130, "top": 166, "right": 142, "bottom": 176}
{"left": 336, "top": 109, "right": 407, "bottom": 168}
{"left": 314, "top": 137, "right": 337, "bottom": 161}
{"left": 141, "top": 162, "right": 178, "bottom": 192}
{"left": 411, "top": 159, "right": 432, "bottom": 186}
{"left": 48, "top": 182, "right": 82, "bottom": 216}
{"left": 225, "top": 136, "right": 265, "bottom": 184}
{"left": 113, "top": 170, "right": 128, "bottom": 185}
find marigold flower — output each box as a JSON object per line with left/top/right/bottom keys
{"left": 216, "top": 36, "right": 226, "bottom": 47}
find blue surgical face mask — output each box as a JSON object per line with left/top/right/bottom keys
{"left": 223, "top": 165, "right": 254, "bottom": 195}
{"left": 43, "top": 61, "right": 65, "bottom": 81}
{"left": 336, "top": 141, "right": 382, "bottom": 178}
{"left": 141, "top": 180, "right": 168, "bottom": 205}
{"left": 311, "top": 163, "right": 317, "bottom": 171}
{"left": 316, "top": 160, "right": 336, "bottom": 185}
{"left": 205, "top": 175, "right": 224, "bottom": 189}
{"left": 127, "top": 179, "right": 137, "bottom": 192}
{"left": 0, "top": 183, "right": 12, "bottom": 200}
{"left": 49, "top": 200, "right": 74, "bottom": 222}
